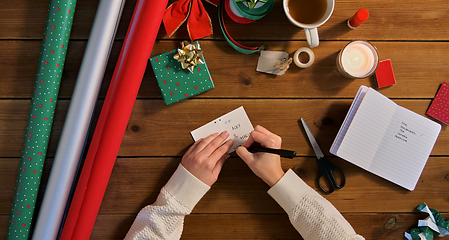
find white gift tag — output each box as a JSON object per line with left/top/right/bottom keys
{"left": 256, "top": 50, "right": 290, "bottom": 75}
{"left": 190, "top": 106, "right": 254, "bottom": 153}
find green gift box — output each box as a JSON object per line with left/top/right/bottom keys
{"left": 150, "top": 47, "right": 214, "bottom": 105}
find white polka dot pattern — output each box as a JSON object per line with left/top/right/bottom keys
{"left": 6, "top": 1, "right": 76, "bottom": 239}
{"left": 426, "top": 82, "right": 449, "bottom": 126}
{"left": 149, "top": 46, "right": 214, "bottom": 105}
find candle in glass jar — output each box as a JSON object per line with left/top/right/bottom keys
{"left": 337, "top": 40, "right": 379, "bottom": 79}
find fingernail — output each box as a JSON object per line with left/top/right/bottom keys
{"left": 222, "top": 131, "right": 229, "bottom": 136}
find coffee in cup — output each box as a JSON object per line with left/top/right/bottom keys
{"left": 287, "top": 0, "right": 327, "bottom": 24}
{"left": 283, "top": 0, "right": 335, "bottom": 48}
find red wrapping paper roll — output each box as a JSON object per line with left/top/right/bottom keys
{"left": 59, "top": 0, "right": 168, "bottom": 239}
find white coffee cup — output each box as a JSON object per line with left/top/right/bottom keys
{"left": 283, "top": 0, "right": 334, "bottom": 48}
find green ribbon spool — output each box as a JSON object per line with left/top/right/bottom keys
{"left": 219, "top": 0, "right": 264, "bottom": 54}
{"left": 233, "top": 0, "right": 274, "bottom": 20}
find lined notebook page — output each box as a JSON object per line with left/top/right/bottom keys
{"left": 334, "top": 87, "right": 441, "bottom": 190}
{"left": 336, "top": 89, "right": 397, "bottom": 170}
{"left": 331, "top": 86, "right": 369, "bottom": 153}
{"left": 372, "top": 106, "right": 441, "bottom": 190}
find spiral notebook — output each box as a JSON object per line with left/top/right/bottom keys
{"left": 330, "top": 86, "right": 441, "bottom": 191}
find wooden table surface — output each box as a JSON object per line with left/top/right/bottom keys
{"left": 1, "top": 0, "right": 448, "bottom": 239}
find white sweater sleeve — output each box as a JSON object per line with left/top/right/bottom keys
{"left": 268, "top": 169, "right": 365, "bottom": 240}
{"left": 124, "top": 164, "right": 210, "bottom": 240}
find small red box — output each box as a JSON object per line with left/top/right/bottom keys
{"left": 375, "top": 59, "right": 396, "bottom": 88}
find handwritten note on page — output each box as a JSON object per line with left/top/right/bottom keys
{"left": 331, "top": 86, "right": 441, "bottom": 191}
{"left": 190, "top": 106, "right": 254, "bottom": 153}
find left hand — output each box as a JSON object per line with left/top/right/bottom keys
{"left": 182, "top": 131, "right": 233, "bottom": 186}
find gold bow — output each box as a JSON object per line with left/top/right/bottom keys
{"left": 235, "top": 0, "right": 268, "bottom": 9}
{"left": 174, "top": 41, "right": 204, "bottom": 73}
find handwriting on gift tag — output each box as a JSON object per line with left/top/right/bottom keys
{"left": 231, "top": 124, "right": 241, "bottom": 130}
{"left": 190, "top": 106, "right": 254, "bottom": 153}
{"left": 240, "top": 131, "right": 251, "bottom": 140}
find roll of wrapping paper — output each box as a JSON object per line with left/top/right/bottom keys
{"left": 5, "top": 1, "right": 77, "bottom": 239}
{"left": 59, "top": 0, "right": 168, "bottom": 239}
{"left": 31, "top": 0, "right": 126, "bottom": 239}
{"left": 219, "top": 0, "right": 265, "bottom": 54}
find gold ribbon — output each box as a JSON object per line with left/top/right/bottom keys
{"left": 234, "top": 0, "right": 268, "bottom": 9}
{"left": 174, "top": 41, "right": 204, "bottom": 73}
{"left": 274, "top": 57, "right": 293, "bottom": 71}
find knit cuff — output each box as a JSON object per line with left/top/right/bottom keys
{"left": 267, "top": 169, "right": 313, "bottom": 213}
{"left": 164, "top": 164, "right": 211, "bottom": 211}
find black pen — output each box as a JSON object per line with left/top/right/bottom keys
{"left": 247, "top": 146, "right": 297, "bottom": 159}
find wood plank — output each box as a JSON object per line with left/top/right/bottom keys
{"left": 1, "top": 40, "right": 448, "bottom": 99}
{"left": 0, "top": 0, "right": 135, "bottom": 40}
{"left": 121, "top": 99, "right": 448, "bottom": 156}
{"left": 101, "top": 157, "right": 449, "bottom": 214}
{"left": 0, "top": 41, "right": 106, "bottom": 99}
{"left": 0, "top": 100, "right": 66, "bottom": 157}
{"left": 2, "top": 157, "right": 448, "bottom": 215}
{"left": 180, "top": 213, "right": 423, "bottom": 240}
{"left": 0, "top": 157, "right": 53, "bottom": 215}
{"left": 1, "top": 0, "right": 449, "bottom": 41}
{"left": 88, "top": 213, "right": 435, "bottom": 240}
{"left": 0, "top": 99, "right": 447, "bottom": 157}
{"left": 220, "top": 0, "right": 449, "bottom": 41}
{"left": 145, "top": 41, "right": 449, "bottom": 99}
{"left": 0, "top": 213, "right": 431, "bottom": 240}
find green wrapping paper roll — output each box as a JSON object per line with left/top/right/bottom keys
{"left": 6, "top": 0, "right": 76, "bottom": 239}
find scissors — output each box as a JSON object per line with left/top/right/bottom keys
{"left": 301, "top": 118, "right": 346, "bottom": 194}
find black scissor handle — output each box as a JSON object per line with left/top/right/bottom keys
{"left": 316, "top": 156, "right": 346, "bottom": 194}
{"left": 317, "top": 167, "right": 335, "bottom": 194}
{"left": 329, "top": 165, "right": 346, "bottom": 189}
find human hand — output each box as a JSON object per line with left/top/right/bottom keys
{"left": 236, "top": 125, "right": 285, "bottom": 187}
{"left": 182, "top": 131, "right": 233, "bottom": 186}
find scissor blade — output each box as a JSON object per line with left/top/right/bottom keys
{"left": 300, "top": 118, "right": 324, "bottom": 158}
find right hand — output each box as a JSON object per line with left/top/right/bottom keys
{"left": 236, "top": 125, "right": 285, "bottom": 187}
